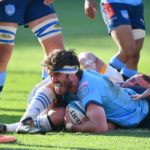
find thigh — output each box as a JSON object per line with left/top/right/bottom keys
{"left": 111, "top": 25, "right": 134, "bottom": 51}
{"left": 25, "top": 0, "right": 56, "bottom": 24}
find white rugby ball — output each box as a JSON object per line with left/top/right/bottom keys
{"left": 67, "top": 101, "right": 86, "bottom": 124}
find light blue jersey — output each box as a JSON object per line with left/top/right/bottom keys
{"left": 65, "top": 70, "right": 149, "bottom": 127}
{"left": 101, "top": 0, "right": 142, "bottom": 6}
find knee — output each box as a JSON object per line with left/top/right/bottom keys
{"left": 78, "top": 52, "right": 97, "bottom": 69}
{"left": 122, "top": 42, "right": 141, "bottom": 59}
{"left": 48, "top": 107, "right": 66, "bottom": 126}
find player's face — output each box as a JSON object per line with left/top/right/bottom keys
{"left": 122, "top": 74, "right": 149, "bottom": 88}
{"left": 50, "top": 72, "right": 72, "bottom": 95}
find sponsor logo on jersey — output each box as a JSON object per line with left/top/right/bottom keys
{"left": 5, "top": 4, "right": 15, "bottom": 16}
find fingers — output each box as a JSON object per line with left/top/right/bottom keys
{"left": 131, "top": 94, "right": 141, "bottom": 100}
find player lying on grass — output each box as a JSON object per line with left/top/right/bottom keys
{"left": 0, "top": 49, "right": 149, "bottom": 133}
{"left": 0, "top": 50, "right": 123, "bottom": 133}
{"left": 43, "top": 49, "right": 150, "bottom": 132}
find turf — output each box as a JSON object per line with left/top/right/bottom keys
{"left": 0, "top": 0, "right": 150, "bottom": 149}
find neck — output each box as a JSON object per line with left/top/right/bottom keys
{"left": 70, "top": 75, "right": 80, "bottom": 94}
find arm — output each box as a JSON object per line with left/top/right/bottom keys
{"left": 84, "top": 0, "right": 97, "bottom": 19}
{"left": 65, "top": 103, "right": 109, "bottom": 133}
{"left": 132, "top": 84, "right": 150, "bottom": 100}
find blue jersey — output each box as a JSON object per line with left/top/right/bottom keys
{"left": 65, "top": 70, "right": 149, "bottom": 127}
{"left": 101, "top": 0, "right": 142, "bottom": 6}
{"left": 0, "top": 0, "right": 55, "bottom": 25}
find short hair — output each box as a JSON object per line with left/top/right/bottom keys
{"left": 43, "top": 49, "right": 80, "bottom": 74}
{"left": 141, "top": 74, "right": 150, "bottom": 84}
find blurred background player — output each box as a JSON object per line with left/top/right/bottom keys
{"left": 0, "top": 0, "right": 64, "bottom": 95}
{"left": 84, "top": 0, "right": 145, "bottom": 80}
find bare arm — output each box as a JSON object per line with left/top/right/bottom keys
{"left": 84, "top": 0, "right": 97, "bottom": 19}
{"left": 132, "top": 84, "right": 150, "bottom": 100}
{"left": 65, "top": 103, "right": 109, "bottom": 133}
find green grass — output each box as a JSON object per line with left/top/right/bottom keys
{"left": 0, "top": 0, "right": 150, "bottom": 149}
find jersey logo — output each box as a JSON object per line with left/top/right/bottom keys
{"left": 5, "top": 4, "right": 15, "bottom": 16}
{"left": 78, "top": 81, "right": 89, "bottom": 99}
{"left": 121, "top": 10, "right": 129, "bottom": 19}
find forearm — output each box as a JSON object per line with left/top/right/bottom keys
{"left": 66, "top": 120, "right": 108, "bottom": 133}
{"left": 142, "top": 86, "right": 150, "bottom": 98}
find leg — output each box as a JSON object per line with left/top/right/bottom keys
{"left": 110, "top": 25, "right": 145, "bottom": 80}
{"left": 28, "top": 14, "right": 64, "bottom": 79}
{"left": 110, "top": 25, "right": 136, "bottom": 70}
{"left": 125, "top": 38, "right": 144, "bottom": 70}
{"left": 16, "top": 106, "right": 66, "bottom": 134}
{"left": 0, "top": 22, "right": 18, "bottom": 94}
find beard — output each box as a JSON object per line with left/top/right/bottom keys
{"left": 54, "top": 80, "right": 72, "bottom": 96}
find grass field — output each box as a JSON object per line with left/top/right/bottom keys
{"left": 0, "top": 0, "right": 150, "bottom": 149}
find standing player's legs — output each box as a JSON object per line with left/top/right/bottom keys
{"left": 26, "top": 2, "right": 64, "bottom": 79}
{"left": 29, "top": 14, "right": 64, "bottom": 79}
{"left": 124, "top": 32, "right": 144, "bottom": 77}
{"left": 0, "top": 23, "right": 18, "bottom": 94}
{"left": 110, "top": 25, "right": 136, "bottom": 76}
{"left": 101, "top": 3, "right": 145, "bottom": 80}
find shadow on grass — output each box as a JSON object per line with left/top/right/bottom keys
{"left": 0, "top": 114, "right": 22, "bottom": 123}
{"left": 8, "top": 70, "right": 40, "bottom": 75}
{"left": 0, "top": 108, "right": 25, "bottom": 113}
{"left": 14, "top": 143, "right": 102, "bottom": 150}
{"left": 2, "top": 90, "right": 29, "bottom": 94}
{"left": 46, "top": 130, "right": 150, "bottom": 138}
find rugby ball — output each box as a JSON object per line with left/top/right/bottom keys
{"left": 67, "top": 101, "right": 86, "bottom": 124}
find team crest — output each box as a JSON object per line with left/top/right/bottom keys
{"left": 78, "top": 83, "right": 89, "bottom": 99}
{"left": 121, "top": 10, "right": 129, "bottom": 19}
{"left": 5, "top": 4, "right": 15, "bottom": 16}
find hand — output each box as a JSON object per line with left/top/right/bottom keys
{"left": 131, "top": 94, "right": 143, "bottom": 100}
{"left": 84, "top": 0, "right": 97, "bottom": 19}
{"left": 64, "top": 108, "right": 74, "bottom": 130}
{"left": 44, "top": 0, "right": 54, "bottom": 5}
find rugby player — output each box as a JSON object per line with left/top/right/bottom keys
{"left": 0, "top": 50, "right": 149, "bottom": 133}
{"left": 0, "top": 0, "right": 64, "bottom": 95}
{"left": 84, "top": 0, "right": 145, "bottom": 80}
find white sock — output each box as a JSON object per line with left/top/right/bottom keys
{"left": 35, "top": 115, "right": 52, "bottom": 132}
{"left": 5, "top": 122, "right": 19, "bottom": 132}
